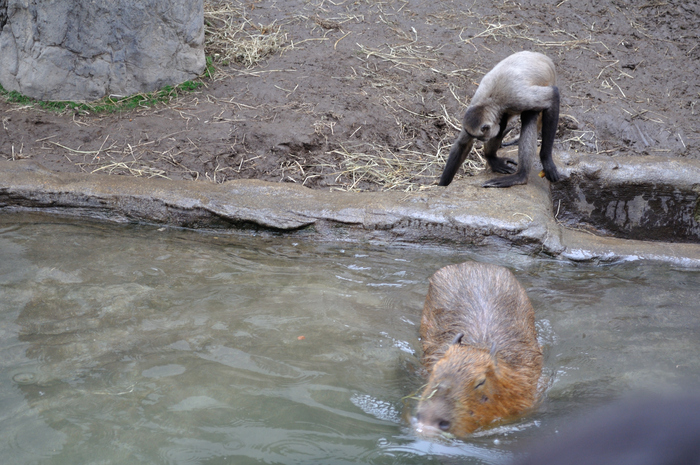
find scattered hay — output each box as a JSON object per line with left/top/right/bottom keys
{"left": 356, "top": 42, "right": 443, "bottom": 70}
{"left": 311, "top": 15, "right": 341, "bottom": 30}
{"left": 460, "top": 19, "right": 609, "bottom": 53}
{"left": 204, "top": 1, "right": 287, "bottom": 71}
{"left": 326, "top": 140, "right": 484, "bottom": 192}
{"left": 47, "top": 137, "right": 170, "bottom": 179}
{"left": 87, "top": 161, "right": 169, "bottom": 179}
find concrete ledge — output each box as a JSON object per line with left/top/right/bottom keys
{"left": 1, "top": 158, "right": 699, "bottom": 266}
{"left": 552, "top": 153, "right": 700, "bottom": 243}
{"left": 0, "top": 160, "right": 562, "bottom": 253}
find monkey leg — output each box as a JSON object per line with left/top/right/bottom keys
{"left": 499, "top": 126, "right": 519, "bottom": 147}
{"left": 483, "top": 114, "right": 517, "bottom": 175}
{"left": 439, "top": 129, "right": 475, "bottom": 186}
{"left": 539, "top": 86, "right": 561, "bottom": 183}
{"left": 484, "top": 143, "right": 517, "bottom": 174}
{"left": 483, "top": 110, "right": 538, "bottom": 188}
{"left": 500, "top": 114, "right": 542, "bottom": 147}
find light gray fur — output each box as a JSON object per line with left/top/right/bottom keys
{"left": 439, "top": 51, "right": 561, "bottom": 188}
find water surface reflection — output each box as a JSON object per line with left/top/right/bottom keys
{"left": 0, "top": 215, "right": 698, "bottom": 464}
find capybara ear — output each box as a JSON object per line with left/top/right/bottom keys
{"left": 452, "top": 332, "right": 465, "bottom": 345}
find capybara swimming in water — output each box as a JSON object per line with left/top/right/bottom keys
{"left": 413, "top": 261, "right": 542, "bottom": 438}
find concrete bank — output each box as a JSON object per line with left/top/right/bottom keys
{"left": 1, "top": 156, "right": 699, "bottom": 266}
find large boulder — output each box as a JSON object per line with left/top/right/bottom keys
{"left": 0, "top": 0, "right": 205, "bottom": 101}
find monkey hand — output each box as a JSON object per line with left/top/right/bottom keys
{"left": 487, "top": 157, "right": 517, "bottom": 174}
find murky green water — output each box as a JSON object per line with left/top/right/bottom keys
{"left": 1, "top": 214, "right": 699, "bottom": 465}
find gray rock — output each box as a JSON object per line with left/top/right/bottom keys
{"left": 0, "top": 0, "right": 205, "bottom": 101}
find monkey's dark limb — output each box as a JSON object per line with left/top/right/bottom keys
{"left": 486, "top": 156, "right": 518, "bottom": 174}
{"left": 439, "top": 129, "right": 475, "bottom": 186}
{"left": 501, "top": 137, "right": 519, "bottom": 147}
{"left": 482, "top": 114, "right": 516, "bottom": 175}
{"left": 500, "top": 127, "right": 519, "bottom": 147}
{"left": 482, "top": 169, "right": 527, "bottom": 188}
{"left": 483, "top": 110, "right": 538, "bottom": 188}
{"left": 539, "top": 86, "right": 560, "bottom": 183}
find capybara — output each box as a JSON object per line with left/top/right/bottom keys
{"left": 413, "top": 261, "right": 542, "bottom": 438}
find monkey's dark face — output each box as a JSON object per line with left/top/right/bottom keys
{"left": 463, "top": 105, "right": 499, "bottom": 141}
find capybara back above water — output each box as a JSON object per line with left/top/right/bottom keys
{"left": 413, "top": 261, "right": 542, "bottom": 438}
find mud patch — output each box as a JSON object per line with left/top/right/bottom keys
{"left": 0, "top": 0, "right": 697, "bottom": 192}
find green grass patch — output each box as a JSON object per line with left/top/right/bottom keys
{"left": 0, "top": 79, "right": 205, "bottom": 114}
{"left": 203, "top": 55, "right": 217, "bottom": 79}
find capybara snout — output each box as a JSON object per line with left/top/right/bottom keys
{"left": 413, "top": 262, "right": 542, "bottom": 438}
{"left": 414, "top": 343, "right": 498, "bottom": 436}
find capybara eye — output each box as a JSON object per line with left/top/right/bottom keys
{"left": 481, "top": 124, "right": 490, "bottom": 133}
{"left": 474, "top": 378, "right": 486, "bottom": 389}
{"left": 438, "top": 420, "right": 450, "bottom": 431}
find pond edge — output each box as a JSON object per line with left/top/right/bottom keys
{"left": 0, "top": 156, "right": 698, "bottom": 267}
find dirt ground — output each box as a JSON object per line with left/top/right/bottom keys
{"left": 0, "top": 0, "right": 698, "bottom": 192}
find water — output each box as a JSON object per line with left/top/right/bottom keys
{"left": 0, "top": 214, "right": 699, "bottom": 465}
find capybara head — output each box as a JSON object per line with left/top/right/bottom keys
{"left": 414, "top": 262, "right": 543, "bottom": 438}
{"left": 414, "top": 336, "right": 501, "bottom": 438}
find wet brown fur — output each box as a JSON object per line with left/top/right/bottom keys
{"left": 415, "top": 262, "right": 543, "bottom": 438}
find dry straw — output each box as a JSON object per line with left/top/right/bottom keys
{"left": 327, "top": 139, "right": 485, "bottom": 192}
{"left": 204, "top": 1, "right": 287, "bottom": 72}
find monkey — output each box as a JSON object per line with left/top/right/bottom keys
{"left": 438, "top": 51, "right": 561, "bottom": 188}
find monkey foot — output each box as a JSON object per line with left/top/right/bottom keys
{"left": 482, "top": 173, "right": 528, "bottom": 188}
{"left": 542, "top": 165, "right": 561, "bottom": 183}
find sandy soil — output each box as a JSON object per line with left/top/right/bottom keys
{"left": 0, "top": 0, "right": 697, "bottom": 192}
